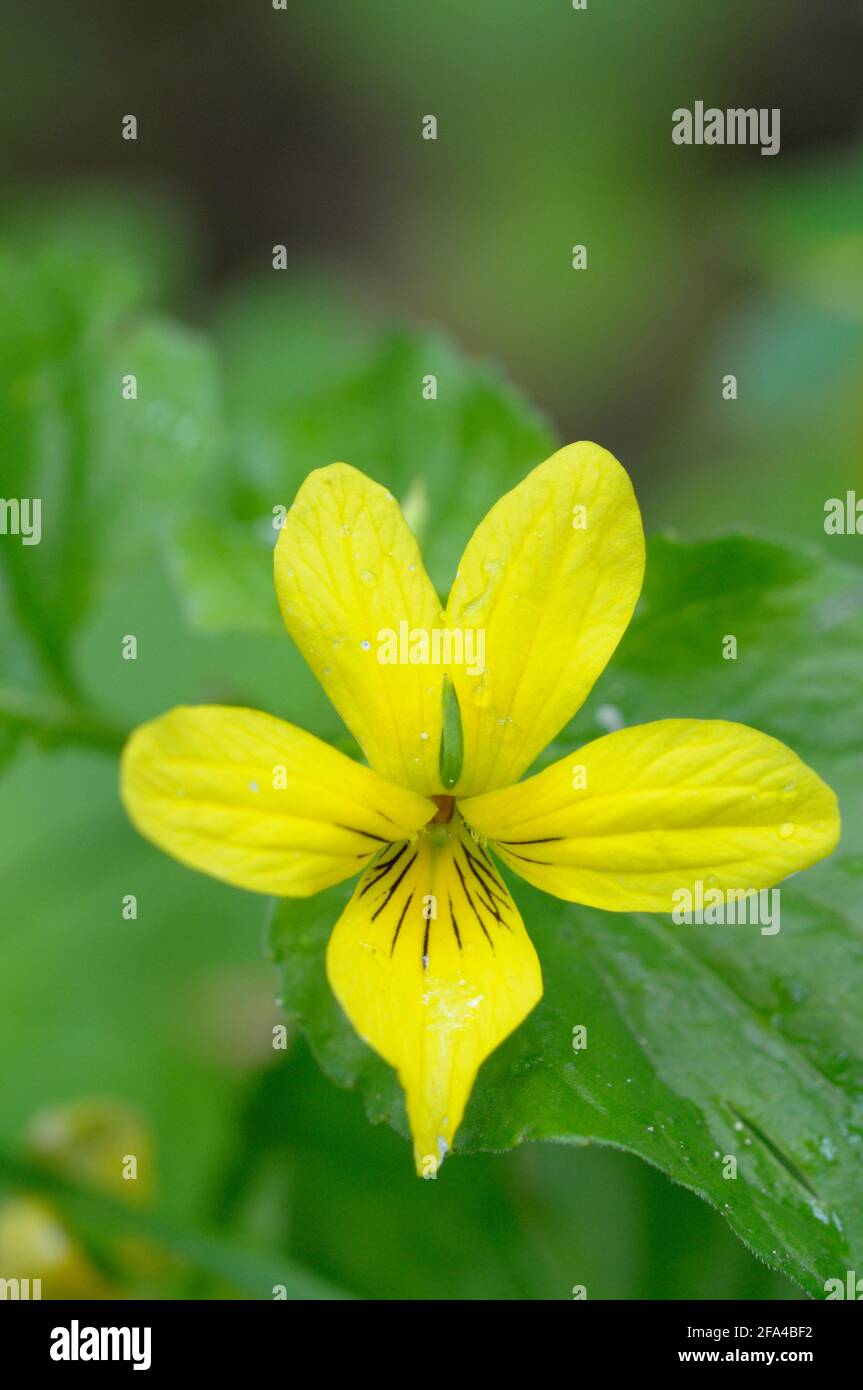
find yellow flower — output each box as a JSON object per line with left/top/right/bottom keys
{"left": 121, "top": 444, "right": 840, "bottom": 1174}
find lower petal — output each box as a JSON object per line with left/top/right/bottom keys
{"left": 326, "top": 814, "right": 542, "bottom": 1173}
{"left": 460, "top": 719, "right": 840, "bottom": 911}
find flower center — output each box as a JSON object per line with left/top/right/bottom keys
{"left": 430, "top": 794, "right": 456, "bottom": 824}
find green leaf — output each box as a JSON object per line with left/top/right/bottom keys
{"left": 171, "top": 518, "right": 282, "bottom": 636}
{"left": 174, "top": 276, "right": 557, "bottom": 633}
{"left": 270, "top": 530, "right": 863, "bottom": 1298}
{"left": 89, "top": 318, "right": 225, "bottom": 578}
{"left": 228, "top": 1039, "right": 796, "bottom": 1300}
{"left": 0, "top": 288, "right": 223, "bottom": 644}
{"left": 0, "top": 186, "right": 194, "bottom": 316}
{"left": 0, "top": 193, "right": 222, "bottom": 762}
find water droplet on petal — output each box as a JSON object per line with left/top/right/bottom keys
{"left": 472, "top": 674, "right": 491, "bottom": 708}
{"left": 596, "top": 703, "right": 625, "bottom": 732}
{"left": 780, "top": 821, "right": 795, "bottom": 838}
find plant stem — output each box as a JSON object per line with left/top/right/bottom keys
{"left": 0, "top": 686, "right": 130, "bottom": 754}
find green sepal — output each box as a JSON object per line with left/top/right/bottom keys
{"left": 438, "top": 675, "right": 464, "bottom": 790}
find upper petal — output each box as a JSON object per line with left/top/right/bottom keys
{"left": 461, "top": 719, "right": 840, "bottom": 911}
{"left": 121, "top": 705, "right": 435, "bottom": 896}
{"left": 326, "top": 814, "right": 542, "bottom": 1173}
{"left": 445, "top": 442, "right": 645, "bottom": 795}
{"left": 274, "top": 463, "right": 446, "bottom": 794}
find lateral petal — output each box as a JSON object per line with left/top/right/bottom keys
{"left": 460, "top": 720, "right": 840, "bottom": 911}
{"left": 121, "top": 705, "right": 435, "bottom": 896}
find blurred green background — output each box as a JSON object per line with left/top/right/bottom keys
{"left": 1, "top": 0, "right": 861, "bottom": 1299}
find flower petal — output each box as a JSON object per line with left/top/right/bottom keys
{"left": 446, "top": 442, "right": 645, "bottom": 795}
{"left": 121, "top": 705, "right": 435, "bottom": 896}
{"left": 326, "top": 814, "right": 542, "bottom": 1173}
{"left": 274, "top": 463, "right": 446, "bottom": 794}
{"left": 461, "top": 720, "right": 840, "bottom": 911}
